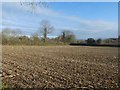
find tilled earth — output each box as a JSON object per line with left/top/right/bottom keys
{"left": 1, "top": 46, "right": 119, "bottom": 89}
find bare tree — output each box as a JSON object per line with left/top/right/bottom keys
{"left": 39, "top": 20, "right": 54, "bottom": 42}
{"left": 20, "top": 1, "right": 49, "bottom": 13}
{"left": 2, "top": 28, "right": 22, "bottom": 38}
{"left": 61, "top": 30, "right": 76, "bottom": 43}
{"left": 2, "top": 28, "right": 22, "bottom": 45}
{"left": 31, "top": 32, "right": 40, "bottom": 45}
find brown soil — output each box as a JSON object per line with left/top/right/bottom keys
{"left": 1, "top": 46, "right": 119, "bottom": 89}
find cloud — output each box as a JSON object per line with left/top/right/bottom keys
{"left": 29, "top": 3, "right": 117, "bottom": 33}
{"left": 2, "top": 2, "right": 118, "bottom": 39}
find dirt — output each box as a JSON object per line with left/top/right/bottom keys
{"left": 1, "top": 46, "right": 119, "bottom": 89}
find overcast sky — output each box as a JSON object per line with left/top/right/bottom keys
{"left": 1, "top": 2, "right": 118, "bottom": 39}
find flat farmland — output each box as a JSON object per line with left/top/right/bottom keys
{"left": 1, "top": 46, "right": 119, "bottom": 89}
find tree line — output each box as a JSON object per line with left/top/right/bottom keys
{"left": 1, "top": 20, "right": 119, "bottom": 46}
{"left": 1, "top": 20, "right": 76, "bottom": 45}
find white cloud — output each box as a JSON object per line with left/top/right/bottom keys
{"left": 2, "top": 2, "right": 118, "bottom": 36}
{"left": 31, "top": 4, "right": 117, "bottom": 33}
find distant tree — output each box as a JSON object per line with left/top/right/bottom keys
{"left": 96, "top": 38, "right": 102, "bottom": 44}
{"left": 2, "top": 28, "right": 22, "bottom": 38}
{"left": 86, "top": 38, "right": 96, "bottom": 45}
{"left": 119, "top": 35, "right": 120, "bottom": 39}
{"left": 61, "top": 30, "right": 76, "bottom": 43}
{"left": 39, "top": 20, "right": 54, "bottom": 42}
{"left": 31, "top": 32, "right": 40, "bottom": 45}
{"left": 104, "top": 39, "right": 111, "bottom": 44}
{"left": 61, "top": 31, "right": 66, "bottom": 42}
{"left": 19, "top": 36, "right": 30, "bottom": 45}
{"left": 2, "top": 28, "right": 22, "bottom": 45}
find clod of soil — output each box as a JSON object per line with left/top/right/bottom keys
{"left": 2, "top": 46, "right": 119, "bottom": 89}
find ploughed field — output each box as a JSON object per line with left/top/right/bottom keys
{"left": 2, "top": 46, "right": 119, "bottom": 89}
